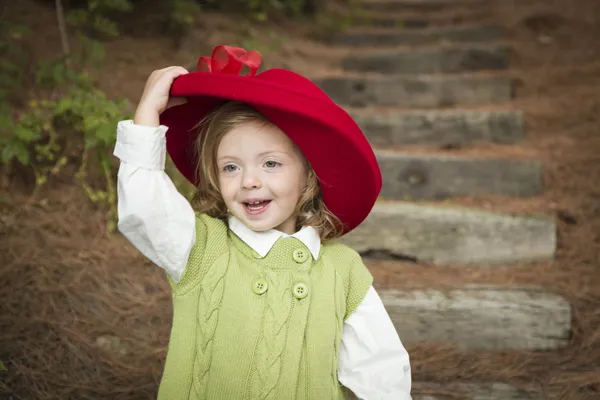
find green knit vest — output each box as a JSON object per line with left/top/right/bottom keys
{"left": 157, "top": 213, "right": 373, "bottom": 400}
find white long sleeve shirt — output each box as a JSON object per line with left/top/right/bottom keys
{"left": 113, "top": 120, "right": 412, "bottom": 399}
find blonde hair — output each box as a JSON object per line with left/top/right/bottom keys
{"left": 191, "top": 101, "right": 345, "bottom": 242}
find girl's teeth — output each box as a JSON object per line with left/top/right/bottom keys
{"left": 245, "top": 200, "right": 269, "bottom": 210}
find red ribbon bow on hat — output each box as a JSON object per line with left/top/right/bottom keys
{"left": 198, "top": 45, "right": 262, "bottom": 76}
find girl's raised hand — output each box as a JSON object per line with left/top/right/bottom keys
{"left": 134, "top": 66, "right": 189, "bottom": 127}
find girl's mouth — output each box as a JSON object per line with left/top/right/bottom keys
{"left": 243, "top": 200, "right": 271, "bottom": 215}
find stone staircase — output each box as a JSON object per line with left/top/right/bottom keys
{"left": 314, "top": 0, "right": 570, "bottom": 398}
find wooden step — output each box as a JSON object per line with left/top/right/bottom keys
{"left": 376, "top": 151, "right": 542, "bottom": 200}
{"left": 335, "top": 25, "right": 504, "bottom": 47}
{"left": 316, "top": 74, "right": 512, "bottom": 108}
{"left": 355, "top": 10, "right": 488, "bottom": 28}
{"left": 341, "top": 203, "right": 556, "bottom": 265}
{"left": 412, "top": 382, "right": 549, "bottom": 400}
{"left": 376, "top": 285, "right": 570, "bottom": 350}
{"left": 361, "top": 0, "right": 484, "bottom": 13}
{"left": 342, "top": 44, "right": 509, "bottom": 74}
{"left": 348, "top": 382, "right": 549, "bottom": 400}
{"left": 355, "top": 16, "right": 429, "bottom": 28}
{"left": 350, "top": 109, "right": 524, "bottom": 148}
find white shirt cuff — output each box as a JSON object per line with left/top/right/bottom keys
{"left": 113, "top": 120, "right": 168, "bottom": 170}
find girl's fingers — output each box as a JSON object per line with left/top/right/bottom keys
{"left": 165, "top": 66, "right": 189, "bottom": 76}
{"left": 157, "top": 67, "right": 189, "bottom": 88}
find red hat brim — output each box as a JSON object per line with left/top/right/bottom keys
{"left": 160, "top": 68, "right": 381, "bottom": 234}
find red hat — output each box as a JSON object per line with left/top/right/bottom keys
{"left": 160, "top": 45, "right": 381, "bottom": 234}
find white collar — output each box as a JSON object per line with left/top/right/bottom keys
{"left": 228, "top": 216, "right": 321, "bottom": 260}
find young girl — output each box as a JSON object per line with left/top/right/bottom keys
{"left": 114, "top": 45, "right": 411, "bottom": 400}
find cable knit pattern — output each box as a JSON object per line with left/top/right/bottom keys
{"left": 250, "top": 270, "right": 294, "bottom": 400}
{"left": 192, "top": 258, "right": 229, "bottom": 398}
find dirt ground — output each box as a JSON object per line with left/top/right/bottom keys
{"left": 2, "top": 0, "right": 600, "bottom": 399}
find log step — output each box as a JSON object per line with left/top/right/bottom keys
{"left": 351, "top": 109, "right": 524, "bottom": 148}
{"left": 377, "top": 285, "right": 570, "bottom": 351}
{"left": 361, "top": 0, "right": 483, "bottom": 13}
{"left": 412, "top": 382, "right": 549, "bottom": 399}
{"left": 335, "top": 25, "right": 505, "bottom": 47}
{"left": 348, "top": 381, "right": 550, "bottom": 399}
{"left": 316, "top": 74, "right": 512, "bottom": 108}
{"left": 355, "top": 16, "right": 429, "bottom": 28}
{"left": 341, "top": 202, "right": 556, "bottom": 265}
{"left": 343, "top": 44, "right": 510, "bottom": 74}
{"left": 376, "top": 151, "right": 542, "bottom": 200}
{"left": 354, "top": 10, "right": 488, "bottom": 28}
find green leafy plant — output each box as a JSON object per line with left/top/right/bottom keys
{"left": 196, "top": 0, "right": 316, "bottom": 22}
{"left": 0, "top": 3, "right": 131, "bottom": 232}
{"left": 1, "top": 49, "right": 131, "bottom": 231}
{"left": 66, "top": 0, "right": 133, "bottom": 37}
{"left": 247, "top": 0, "right": 305, "bottom": 21}
{"left": 169, "top": 0, "right": 201, "bottom": 31}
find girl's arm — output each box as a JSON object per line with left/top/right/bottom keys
{"left": 114, "top": 66, "right": 194, "bottom": 282}
{"left": 114, "top": 120, "right": 195, "bottom": 283}
{"left": 339, "top": 286, "right": 412, "bottom": 400}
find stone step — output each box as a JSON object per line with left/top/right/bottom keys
{"left": 343, "top": 44, "right": 509, "bottom": 74}
{"left": 350, "top": 109, "right": 524, "bottom": 148}
{"left": 316, "top": 74, "right": 512, "bottom": 108}
{"left": 341, "top": 202, "right": 556, "bottom": 265}
{"left": 376, "top": 285, "right": 570, "bottom": 351}
{"left": 335, "top": 25, "right": 504, "bottom": 47}
{"left": 376, "top": 151, "right": 542, "bottom": 200}
{"left": 412, "top": 382, "right": 549, "bottom": 400}
{"left": 361, "top": 0, "right": 483, "bottom": 13}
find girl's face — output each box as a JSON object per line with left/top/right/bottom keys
{"left": 216, "top": 121, "right": 308, "bottom": 234}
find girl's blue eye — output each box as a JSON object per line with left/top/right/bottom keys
{"left": 223, "top": 164, "right": 238, "bottom": 172}
{"left": 264, "top": 161, "right": 280, "bottom": 168}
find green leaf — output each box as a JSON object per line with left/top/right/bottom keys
{"left": 96, "top": 122, "right": 116, "bottom": 146}
{"left": 0, "top": 113, "right": 15, "bottom": 131}
{"left": 80, "top": 36, "right": 106, "bottom": 66}
{"left": 66, "top": 9, "right": 88, "bottom": 27}
{"left": 93, "top": 15, "right": 118, "bottom": 37}
{"left": 3, "top": 142, "right": 30, "bottom": 165}
{"left": 14, "top": 124, "right": 39, "bottom": 142}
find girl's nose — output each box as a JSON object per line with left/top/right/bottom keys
{"left": 241, "top": 171, "right": 262, "bottom": 189}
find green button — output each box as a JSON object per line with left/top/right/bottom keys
{"left": 293, "top": 283, "right": 309, "bottom": 299}
{"left": 252, "top": 279, "right": 268, "bottom": 295}
{"left": 292, "top": 248, "right": 308, "bottom": 263}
